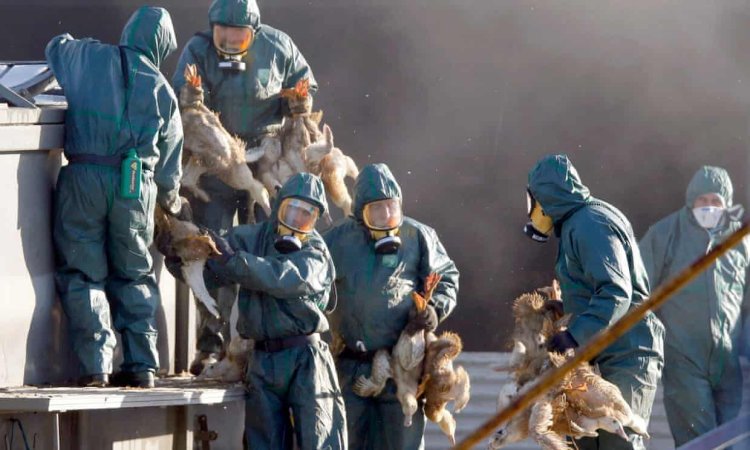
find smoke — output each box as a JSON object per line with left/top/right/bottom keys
{"left": 4, "top": 0, "right": 749, "bottom": 350}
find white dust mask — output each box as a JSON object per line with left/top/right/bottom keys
{"left": 692, "top": 206, "right": 725, "bottom": 229}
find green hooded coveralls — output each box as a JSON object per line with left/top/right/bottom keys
{"left": 323, "top": 163, "right": 460, "bottom": 450}
{"left": 528, "top": 155, "right": 664, "bottom": 450}
{"left": 204, "top": 173, "right": 346, "bottom": 450}
{"left": 172, "top": 0, "right": 317, "bottom": 355}
{"left": 639, "top": 166, "right": 750, "bottom": 446}
{"left": 46, "top": 6, "right": 183, "bottom": 377}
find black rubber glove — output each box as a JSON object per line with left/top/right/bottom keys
{"left": 163, "top": 255, "right": 185, "bottom": 282}
{"left": 542, "top": 300, "right": 565, "bottom": 319}
{"left": 547, "top": 330, "right": 578, "bottom": 354}
{"left": 205, "top": 228, "right": 234, "bottom": 264}
{"left": 415, "top": 304, "right": 439, "bottom": 332}
{"left": 287, "top": 95, "right": 312, "bottom": 115}
{"left": 173, "top": 199, "right": 193, "bottom": 222}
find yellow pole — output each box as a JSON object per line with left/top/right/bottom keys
{"left": 453, "top": 221, "right": 750, "bottom": 450}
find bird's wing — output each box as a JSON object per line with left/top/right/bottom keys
{"left": 394, "top": 330, "right": 425, "bottom": 370}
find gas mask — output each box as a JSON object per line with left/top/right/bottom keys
{"left": 524, "top": 189, "right": 554, "bottom": 243}
{"left": 274, "top": 197, "right": 320, "bottom": 254}
{"left": 363, "top": 198, "right": 403, "bottom": 254}
{"left": 213, "top": 24, "right": 253, "bottom": 71}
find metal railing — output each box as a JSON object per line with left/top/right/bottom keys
{"left": 676, "top": 414, "right": 750, "bottom": 450}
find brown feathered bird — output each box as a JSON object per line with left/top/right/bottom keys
{"left": 420, "top": 330, "right": 471, "bottom": 446}
{"left": 279, "top": 79, "right": 321, "bottom": 175}
{"left": 196, "top": 336, "right": 254, "bottom": 382}
{"left": 304, "top": 124, "right": 359, "bottom": 217}
{"left": 178, "top": 64, "right": 271, "bottom": 221}
{"left": 154, "top": 205, "right": 221, "bottom": 318}
{"left": 353, "top": 274, "right": 443, "bottom": 427}
{"left": 549, "top": 352, "right": 649, "bottom": 439}
{"left": 505, "top": 291, "right": 563, "bottom": 386}
{"left": 489, "top": 286, "right": 647, "bottom": 449}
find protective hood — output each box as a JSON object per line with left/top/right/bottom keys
{"left": 527, "top": 154, "right": 591, "bottom": 223}
{"left": 208, "top": 0, "right": 261, "bottom": 31}
{"left": 353, "top": 163, "right": 402, "bottom": 223}
{"left": 273, "top": 173, "right": 328, "bottom": 223}
{"left": 119, "top": 6, "right": 177, "bottom": 68}
{"left": 685, "top": 165, "right": 733, "bottom": 208}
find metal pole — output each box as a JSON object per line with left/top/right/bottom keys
{"left": 52, "top": 413, "right": 60, "bottom": 450}
{"left": 453, "top": 221, "right": 750, "bottom": 450}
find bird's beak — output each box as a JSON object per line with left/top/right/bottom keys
{"left": 615, "top": 423, "right": 629, "bottom": 440}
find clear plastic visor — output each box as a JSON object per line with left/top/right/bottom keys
{"left": 363, "top": 198, "right": 403, "bottom": 230}
{"left": 526, "top": 189, "right": 535, "bottom": 216}
{"left": 278, "top": 198, "right": 319, "bottom": 233}
{"left": 213, "top": 24, "right": 253, "bottom": 55}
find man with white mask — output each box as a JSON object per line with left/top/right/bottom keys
{"left": 639, "top": 165, "right": 749, "bottom": 446}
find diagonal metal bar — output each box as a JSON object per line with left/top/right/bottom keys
{"left": 676, "top": 414, "right": 750, "bottom": 450}
{"left": 453, "top": 221, "right": 750, "bottom": 450}
{"left": 0, "top": 82, "right": 36, "bottom": 108}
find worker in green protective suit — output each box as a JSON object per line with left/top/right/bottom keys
{"left": 639, "top": 166, "right": 749, "bottom": 446}
{"left": 172, "top": 0, "right": 317, "bottom": 374}
{"left": 323, "top": 163, "right": 460, "bottom": 450}
{"left": 46, "top": 6, "right": 187, "bottom": 388}
{"left": 164, "top": 173, "right": 345, "bottom": 449}
{"left": 524, "top": 155, "right": 664, "bottom": 450}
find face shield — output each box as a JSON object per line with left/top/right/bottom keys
{"left": 524, "top": 189, "right": 554, "bottom": 243}
{"left": 363, "top": 198, "right": 403, "bottom": 254}
{"left": 363, "top": 198, "right": 403, "bottom": 231}
{"left": 274, "top": 197, "right": 320, "bottom": 254}
{"left": 212, "top": 24, "right": 253, "bottom": 70}
{"left": 278, "top": 197, "right": 320, "bottom": 233}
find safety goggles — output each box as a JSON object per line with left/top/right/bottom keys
{"left": 363, "top": 198, "right": 403, "bottom": 230}
{"left": 213, "top": 24, "right": 254, "bottom": 56}
{"left": 278, "top": 197, "right": 320, "bottom": 233}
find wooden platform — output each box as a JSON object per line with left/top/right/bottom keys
{"left": 0, "top": 377, "right": 245, "bottom": 413}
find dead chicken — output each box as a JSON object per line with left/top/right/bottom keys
{"left": 493, "top": 291, "right": 563, "bottom": 386}
{"left": 489, "top": 381, "right": 628, "bottom": 450}
{"left": 549, "top": 352, "right": 649, "bottom": 439}
{"left": 420, "top": 330, "right": 471, "bottom": 446}
{"left": 197, "top": 336, "right": 254, "bottom": 382}
{"left": 154, "top": 205, "right": 221, "bottom": 318}
{"left": 304, "top": 124, "right": 359, "bottom": 217}
{"left": 178, "top": 64, "right": 271, "bottom": 220}
{"left": 353, "top": 274, "right": 443, "bottom": 427}
{"left": 279, "top": 79, "right": 322, "bottom": 175}
{"left": 489, "top": 285, "right": 648, "bottom": 449}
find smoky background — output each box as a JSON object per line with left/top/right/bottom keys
{"left": 3, "top": 0, "right": 750, "bottom": 350}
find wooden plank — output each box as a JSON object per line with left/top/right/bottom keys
{"left": 0, "top": 380, "right": 246, "bottom": 413}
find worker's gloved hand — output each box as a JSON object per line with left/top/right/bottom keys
{"left": 173, "top": 197, "right": 193, "bottom": 222}
{"left": 414, "top": 304, "right": 439, "bottom": 332}
{"left": 547, "top": 330, "right": 578, "bottom": 354}
{"left": 542, "top": 300, "right": 565, "bottom": 318}
{"left": 163, "top": 255, "right": 185, "bottom": 282}
{"left": 205, "top": 228, "right": 235, "bottom": 264}
{"left": 287, "top": 95, "right": 312, "bottom": 115}
{"left": 161, "top": 194, "right": 192, "bottom": 222}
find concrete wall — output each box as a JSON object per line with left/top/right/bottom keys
{"left": 0, "top": 117, "right": 183, "bottom": 387}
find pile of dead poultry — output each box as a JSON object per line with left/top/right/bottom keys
{"left": 488, "top": 282, "right": 649, "bottom": 450}
{"left": 152, "top": 66, "right": 360, "bottom": 381}
{"left": 351, "top": 274, "right": 472, "bottom": 446}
